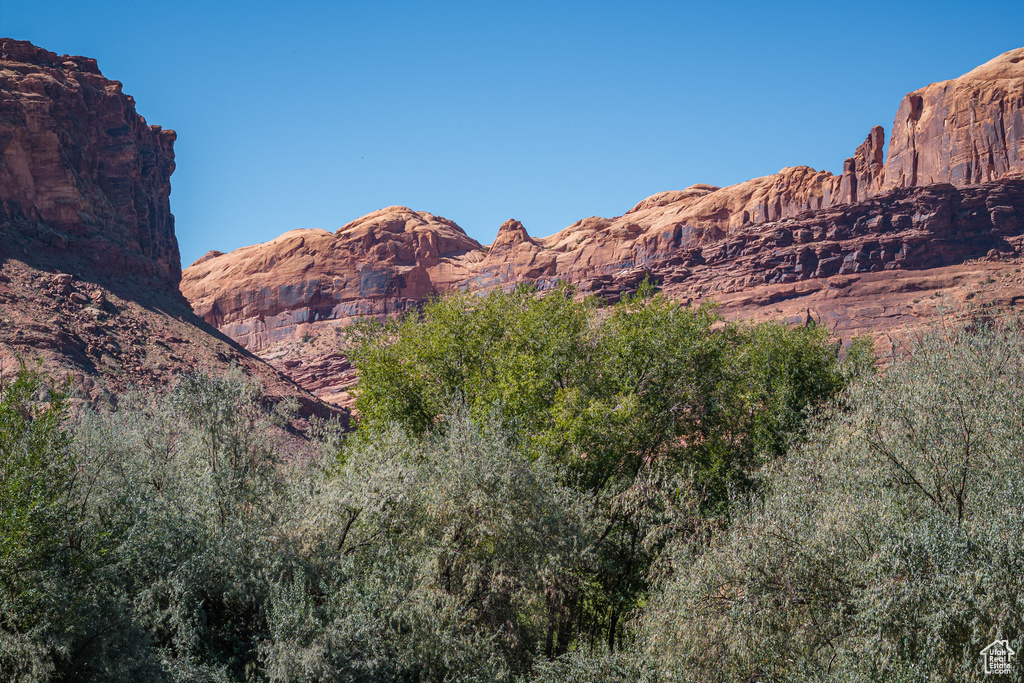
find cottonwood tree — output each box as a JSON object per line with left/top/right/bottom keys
{"left": 346, "top": 281, "right": 865, "bottom": 655}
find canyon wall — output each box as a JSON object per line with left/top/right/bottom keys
{"left": 0, "top": 39, "right": 336, "bottom": 419}
{"left": 883, "top": 48, "right": 1024, "bottom": 191}
{"left": 179, "top": 47, "right": 1024, "bottom": 407}
{"left": 0, "top": 38, "right": 180, "bottom": 287}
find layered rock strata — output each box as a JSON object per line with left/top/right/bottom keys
{"left": 180, "top": 47, "right": 1024, "bottom": 406}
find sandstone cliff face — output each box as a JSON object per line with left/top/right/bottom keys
{"left": 464, "top": 178, "right": 1024, "bottom": 307}
{"left": 651, "top": 178, "right": 1024, "bottom": 297}
{"left": 0, "top": 40, "right": 338, "bottom": 421}
{"left": 0, "top": 39, "right": 180, "bottom": 287}
{"left": 884, "top": 47, "right": 1024, "bottom": 191}
{"left": 667, "top": 177, "right": 1024, "bottom": 358}
{"left": 180, "top": 47, "right": 1024, "bottom": 406}
{"left": 184, "top": 207, "right": 482, "bottom": 349}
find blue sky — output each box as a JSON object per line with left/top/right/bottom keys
{"left": 5, "top": 0, "right": 1024, "bottom": 265}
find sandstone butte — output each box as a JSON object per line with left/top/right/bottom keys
{"left": 180, "top": 47, "right": 1024, "bottom": 408}
{"left": 0, "top": 38, "right": 340, "bottom": 422}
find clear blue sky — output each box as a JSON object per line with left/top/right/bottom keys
{"left": 5, "top": 0, "right": 1024, "bottom": 266}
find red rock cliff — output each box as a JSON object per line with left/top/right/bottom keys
{"left": 0, "top": 39, "right": 180, "bottom": 288}
{"left": 184, "top": 207, "right": 482, "bottom": 349}
{"left": 179, "top": 47, "right": 1024, "bottom": 406}
{"left": 0, "top": 40, "right": 337, "bottom": 422}
{"left": 883, "top": 47, "right": 1024, "bottom": 191}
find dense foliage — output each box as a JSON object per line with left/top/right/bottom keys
{"left": 5, "top": 285, "right": 1016, "bottom": 681}
{"left": 636, "top": 320, "right": 1024, "bottom": 682}
{"left": 349, "top": 283, "right": 865, "bottom": 498}
{"left": 348, "top": 282, "right": 866, "bottom": 654}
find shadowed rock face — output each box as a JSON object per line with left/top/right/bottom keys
{"left": 179, "top": 47, "right": 1024, "bottom": 407}
{"left": 0, "top": 39, "right": 180, "bottom": 288}
{"left": 0, "top": 40, "right": 340, "bottom": 422}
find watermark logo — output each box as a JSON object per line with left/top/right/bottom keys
{"left": 981, "top": 639, "right": 1016, "bottom": 675}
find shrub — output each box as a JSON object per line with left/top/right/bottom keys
{"left": 346, "top": 283, "right": 868, "bottom": 654}
{"left": 346, "top": 282, "right": 595, "bottom": 441}
{"left": 0, "top": 283, "right": 880, "bottom": 680}
{"left": 3, "top": 366, "right": 593, "bottom": 681}
{"left": 0, "top": 367, "right": 74, "bottom": 617}
{"left": 68, "top": 370, "right": 305, "bottom": 680}
{"left": 263, "top": 411, "right": 595, "bottom": 681}
{"left": 0, "top": 367, "right": 78, "bottom": 682}
{"left": 640, "top": 319, "right": 1024, "bottom": 682}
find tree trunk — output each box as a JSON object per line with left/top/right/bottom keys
{"left": 544, "top": 594, "right": 556, "bottom": 660}
{"left": 556, "top": 592, "right": 578, "bottom": 656}
{"left": 608, "top": 609, "right": 619, "bottom": 653}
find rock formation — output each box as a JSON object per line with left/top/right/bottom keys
{"left": 0, "top": 39, "right": 338, "bottom": 421}
{"left": 0, "top": 39, "right": 180, "bottom": 287}
{"left": 651, "top": 178, "right": 1024, "bottom": 350}
{"left": 184, "top": 207, "right": 483, "bottom": 350}
{"left": 178, "top": 47, "right": 1024, "bottom": 407}
{"left": 883, "top": 48, "right": 1024, "bottom": 191}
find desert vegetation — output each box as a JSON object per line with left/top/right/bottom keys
{"left": 2, "top": 284, "right": 1020, "bottom": 681}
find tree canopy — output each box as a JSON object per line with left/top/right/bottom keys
{"left": 345, "top": 282, "right": 870, "bottom": 653}
{"left": 348, "top": 282, "right": 866, "bottom": 498}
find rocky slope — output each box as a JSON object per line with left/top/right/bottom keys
{"left": 0, "top": 39, "right": 338, "bottom": 421}
{"left": 181, "top": 47, "right": 1024, "bottom": 407}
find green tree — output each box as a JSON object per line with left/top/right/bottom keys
{"left": 639, "top": 318, "right": 1024, "bottom": 682}
{"left": 347, "top": 282, "right": 594, "bottom": 441}
{"left": 346, "top": 282, "right": 865, "bottom": 656}
{"left": 0, "top": 366, "right": 73, "bottom": 594}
